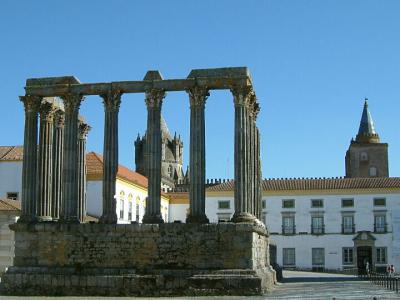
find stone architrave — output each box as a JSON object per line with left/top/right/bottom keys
{"left": 37, "top": 101, "right": 56, "bottom": 221}
{"left": 78, "top": 122, "right": 90, "bottom": 223}
{"left": 231, "top": 86, "right": 256, "bottom": 223}
{"left": 18, "top": 95, "right": 41, "bottom": 223}
{"left": 60, "top": 94, "right": 84, "bottom": 223}
{"left": 99, "top": 90, "right": 121, "bottom": 224}
{"left": 186, "top": 86, "right": 209, "bottom": 223}
{"left": 51, "top": 110, "right": 64, "bottom": 220}
{"left": 142, "top": 89, "right": 165, "bottom": 224}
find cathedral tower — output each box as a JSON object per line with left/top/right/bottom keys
{"left": 135, "top": 116, "right": 185, "bottom": 188}
{"left": 345, "top": 99, "right": 388, "bottom": 178}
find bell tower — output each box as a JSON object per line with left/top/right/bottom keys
{"left": 345, "top": 99, "right": 388, "bottom": 178}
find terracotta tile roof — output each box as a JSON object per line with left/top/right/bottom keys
{"left": 206, "top": 177, "right": 400, "bottom": 192}
{"left": 0, "top": 146, "right": 24, "bottom": 161}
{"left": 0, "top": 199, "right": 21, "bottom": 211}
{"left": 86, "top": 152, "right": 149, "bottom": 189}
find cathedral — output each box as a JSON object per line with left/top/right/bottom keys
{"left": 134, "top": 116, "right": 186, "bottom": 189}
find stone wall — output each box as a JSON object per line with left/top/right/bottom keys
{"left": 2, "top": 223, "right": 276, "bottom": 296}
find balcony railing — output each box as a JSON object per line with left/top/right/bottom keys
{"left": 311, "top": 225, "right": 325, "bottom": 235}
{"left": 282, "top": 225, "right": 296, "bottom": 235}
{"left": 342, "top": 224, "right": 355, "bottom": 234}
{"left": 374, "top": 223, "right": 388, "bottom": 233}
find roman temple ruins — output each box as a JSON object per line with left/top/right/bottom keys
{"left": 1, "top": 67, "right": 276, "bottom": 296}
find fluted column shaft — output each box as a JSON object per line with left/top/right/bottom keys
{"left": 51, "top": 111, "right": 64, "bottom": 220}
{"left": 78, "top": 122, "right": 90, "bottom": 222}
{"left": 19, "top": 96, "right": 40, "bottom": 223}
{"left": 99, "top": 90, "right": 121, "bottom": 224}
{"left": 61, "top": 94, "right": 84, "bottom": 223}
{"left": 232, "top": 86, "right": 256, "bottom": 223}
{"left": 186, "top": 86, "right": 209, "bottom": 223}
{"left": 142, "top": 89, "right": 165, "bottom": 224}
{"left": 37, "top": 101, "right": 56, "bottom": 221}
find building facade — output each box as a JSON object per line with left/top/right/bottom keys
{"left": 135, "top": 116, "right": 186, "bottom": 189}
{"left": 86, "top": 152, "right": 170, "bottom": 224}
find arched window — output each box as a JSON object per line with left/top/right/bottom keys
{"left": 369, "top": 166, "right": 377, "bottom": 177}
{"left": 360, "top": 152, "right": 368, "bottom": 161}
{"left": 119, "top": 191, "right": 125, "bottom": 220}
{"left": 128, "top": 193, "right": 133, "bottom": 221}
{"left": 136, "top": 196, "right": 141, "bottom": 222}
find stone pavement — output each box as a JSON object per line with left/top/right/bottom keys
{"left": 0, "top": 270, "right": 398, "bottom": 299}
{"left": 266, "top": 270, "right": 399, "bottom": 299}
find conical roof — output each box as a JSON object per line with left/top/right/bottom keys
{"left": 356, "top": 99, "right": 380, "bottom": 143}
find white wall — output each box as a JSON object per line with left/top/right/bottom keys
{"left": 204, "top": 191, "right": 400, "bottom": 271}
{"left": 169, "top": 204, "right": 189, "bottom": 222}
{"left": 86, "top": 181, "right": 103, "bottom": 218}
{"left": 0, "top": 162, "right": 22, "bottom": 200}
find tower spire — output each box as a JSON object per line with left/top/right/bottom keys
{"left": 356, "top": 98, "right": 380, "bottom": 143}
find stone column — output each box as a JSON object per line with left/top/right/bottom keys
{"left": 19, "top": 95, "right": 40, "bottom": 223}
{"left": 231, "top": 86, "right": 256, "bottom": 223}
{"left": 37, "top": 101, "right": 56, "bottom": 221}
{"left": 99, "top": 90, "right": 121, "bottom": 224}
{"left": 60, "top": 94, "right": 84, "bottom": 223}
{"left": 51, "top": 110, "right": 64, "bottom": 220}
{"left": 142, "top": 89, "right": 165, "bottom": 224}
{"left": 78, "top": 121, "right": 90, "bottom": 223}
{"left": 186, "top": 86, "right": 209, "bottom": 223}
{"left": 256, "top": 126, "right": 262, "bottom": 220}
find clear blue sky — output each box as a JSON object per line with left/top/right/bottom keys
{"left": 1, "top": 1, "right": 399, "bottom": 179}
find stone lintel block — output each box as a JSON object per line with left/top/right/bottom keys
{"left": 26, "top": 76, "right": 81, "bottom": 87}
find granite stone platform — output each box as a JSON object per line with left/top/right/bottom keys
{"left": 1, "top": 222, "right": 276, "bottom": 296}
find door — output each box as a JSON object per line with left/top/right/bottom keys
{"left": 357, "top": 246, "right": 372, "bottom": 274}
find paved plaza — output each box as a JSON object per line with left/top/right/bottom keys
{"left": 0, "top": 270, "right": 398, "bottom": 299}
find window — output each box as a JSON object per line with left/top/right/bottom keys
{"left": 342, "top": 215, "right": 354, "bottom": 234}
{"left": 369, "top": 166, "right": 377, "bottom": 177}
{"left": 311, "top": 216, "right": 324, "bottom": 234}
{"left": 374, "top": 198, "right": 386, "bottom": 207}
{"left": 376, "top": 247, "right": 387, "bottom": 264}
{"left": 128, "top": 201, "right": 133, "bottom": 221}
{"left": 135, "top": 197, "right": 141, "bottom": 222}
{"left": 360, "top": 152, "right": 368, "bottom": 161}
{"left": 312, "top": 248, "right": 325, "bottom": 266}
{"left": 341, "top": 199, "right": 354, "bottom": 208}
{"left": 218, "top": 200, "right": 230, "bottom": 209}
{"left": 119, "top": 199, "right": 124, "bottom": 220}
{"left": 282, "top": 216, "right": 295, "bottom": 235}
{"left": 282, "top": 199, "right": 295, "bottom": 209}
{"left": 168, "top": 165, "right": 173, "bottom": 178}
{"left": 374, "top": 215, "right": 386, "bottom": 233}
{"left": 311, "top": 199, "right": 323, "bottom": 208}
{"left": 342, "top": 247, "right": 354, "bottom": 264}
{"left": 6, "top": 192, "right": 18, "bottom": 200}
{"left": 283, "top": 248, "right": 295, "bottom": 266}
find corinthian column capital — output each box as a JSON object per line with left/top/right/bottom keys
{"left": 39, "top": 101, "right": 57, "bottom": 122}
{"left": 20, "top": 95, "right": 41, "bottom": 112}
{"left": 54, "top": 110, "right": 65, "bottom": 128}
{"left": 187, "top": 86, "right": 209, "bottom": 107}
{"left": 78, "top": 122, "right": 91, "bottom": 140}
{"left": 231, "top": 85, "right": 254, "bottom": 107}
{"left": 100, "top": 89, "right": 122, "bottom": 112}
{"left": 61, "top": 94, "right": 84, "bottom": 114}
{"left": 145, "top": 89, "right": 165, "bottom": 108}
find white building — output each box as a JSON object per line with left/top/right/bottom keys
{"left": 202, "top": 177, "right": 400, "bottom": 272}
{"left": 86, "top": 152, "right": 170, "bottom": 223}
{"left": 0, "top": 146, "right": 23, "bottom": 201}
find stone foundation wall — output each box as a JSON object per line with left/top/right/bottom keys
{"left": 2, "top": 223, "right": 276, "bottom": 296}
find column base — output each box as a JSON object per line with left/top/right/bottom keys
{"left": 99, "top": 214, "right": 117, "bottom": 224}
{"left": 186, "top": 214, "right": 209, "bottom": 224}
{"left": 17, "top": 215, "right": 37, "bottom": 223}
{"left": 36, "top": 216, "right": 53, "bottom": 222}
{"left": 142, "top": 214, "right": 164, "bottom": 224}
{"left": 231, "top": 212, "right": 256, "bottom": 223}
